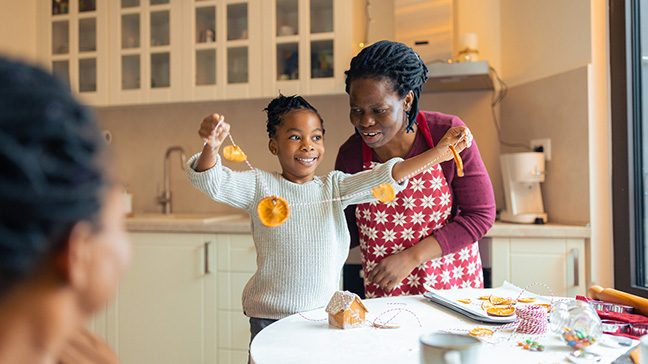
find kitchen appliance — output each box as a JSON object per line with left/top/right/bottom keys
{"left": 500, "top": 152, "right": 548, "bottom": 224}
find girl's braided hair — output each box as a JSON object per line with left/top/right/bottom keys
{"left": 344, "top": 40, "right": 428, "bottom": 132}
{"left": 264, "top": 94, "right": 324, "bottom": 138}
{"left": 0, "top": 57, "right": 107, "bottom": 295}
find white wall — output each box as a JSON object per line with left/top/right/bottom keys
{"left": 453, "top": 0, "right": 501, "bottom": 71}
{"left": 500, "top": 0, "right": 591, "bottom": 86}
{"left": 0, "top": 0, "right": 38, "bottom": 63}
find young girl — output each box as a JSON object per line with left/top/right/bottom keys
{"left": 185, "top": 95, "right": 470, "bottom": 342}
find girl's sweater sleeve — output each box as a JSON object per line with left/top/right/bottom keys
{"left": 334, "top": 157, "right": 407, "bottom": 208}
{"left": 185, "top": 153, "right": 257, "bottom": 211}
{"left": 432, "top": 116, "right": 496, "bottom": 255}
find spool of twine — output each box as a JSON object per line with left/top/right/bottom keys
{"left": 514, "top": 305, "right": 548, "bottom": 335}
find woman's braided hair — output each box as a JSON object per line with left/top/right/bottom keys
{"left": 264, "top": 94, "right": 324, "bottom": 138}
{"left": 0, "top": 57, "right": 107, "bottom": 295}
{"left": 344, "top": 40, "right": 428, "bottom": 132}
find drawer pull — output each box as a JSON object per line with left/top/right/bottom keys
{"left": 204, "top": 242, "right": 211, "bottom": 274}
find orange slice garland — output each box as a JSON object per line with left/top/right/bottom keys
{"left": 448, "top": 145, "right": 464, "bottom": 177}
{"left": 257, "top": 196, "right": 290, "bottom": 227}
{"left": 371, "top": 183, "right": 395, "bottom": 203}
{"left": 223, "top": 145, "right": 247, "bottom": 162}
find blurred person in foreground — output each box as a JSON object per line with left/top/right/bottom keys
{"left": 0, "top": 56, "right": 131, "bottom": 364}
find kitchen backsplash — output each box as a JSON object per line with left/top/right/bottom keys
{"left": 96, "top": 75, "right": 588, "bottom": 226}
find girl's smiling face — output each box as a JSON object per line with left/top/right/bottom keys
{"left": 269, "top": 109, "right": 325, "bottom": 184}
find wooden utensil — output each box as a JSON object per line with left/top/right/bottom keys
{"left": 588, "top": 285, "right": 648, "bottom": 316}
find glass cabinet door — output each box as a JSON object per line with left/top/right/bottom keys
{"left": 308, "top": 0, "right": 333, "bottom": 80}
{"left": 115, "top": 0, "right": 179, "bottom": 103}
{"left": 47, "top": 0, "right": 103, "bottom": 102}
{"left": 194, "top": 3, "right": 217, "bottom": 87}
{"left": 190, "top": 0, "right": 259, "bottom": 100}
{"left": 267, "top": 0, "right": 340, "bottom": 97}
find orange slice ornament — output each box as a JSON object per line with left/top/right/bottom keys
{"left": 257, "top": 196, "right": 290, "bottom": 227}
{"left": 222, "top": 145, "right": 247, "bottom": 162}
{"left": 371, "top": 183, "right": 395, "bottom": 203}
{"left": 448, "top": 145, "right": 464, "bottom": 177}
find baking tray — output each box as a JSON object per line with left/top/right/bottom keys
{"left": 423, "top": 290, "right": 517, "bottom": 324}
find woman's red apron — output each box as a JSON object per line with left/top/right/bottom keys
{"left": 357, "top": 113, "right": 483, "bottom": 297}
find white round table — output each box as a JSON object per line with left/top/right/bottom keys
{"left": 250, "top": 295, "right": 635, "bottom": 364}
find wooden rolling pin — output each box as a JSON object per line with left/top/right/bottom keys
{"left": 588, "top": 285, "right": 648, "bottom": 316}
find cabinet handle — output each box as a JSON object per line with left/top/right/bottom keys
{"left": 570, "top": 248, "right": 579, "bottom": 287}
{"left": 204, "top": 241, "right": 211, "bottom": 274}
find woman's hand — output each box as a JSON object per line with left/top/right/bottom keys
{"left": 199, "top": 113, "right": 230, "bottom": 152}
{"left": 435, "top": 126, "right": 473, "bottom": 162}
{"left": 368, "top": 250, "right": 420, "bottom": 292}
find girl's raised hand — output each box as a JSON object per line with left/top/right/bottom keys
{"left": 199, "top": 113, "right": 231, "bottom": 151}
{"left": 435, "top": 126, "right": 473, "bottom": 162}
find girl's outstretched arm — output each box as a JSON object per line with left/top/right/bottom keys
{"left": 390, "top": 126, "right": 472, "bottom": 181}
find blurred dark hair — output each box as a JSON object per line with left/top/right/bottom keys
{"left": 264, "top": 94, "right": 324, "bottom": 138}
{"left": 344, "top": 40, "right": 428, "bottom": 132}
{"left": 0, "top": 57, "right": 108, "bottom": 295}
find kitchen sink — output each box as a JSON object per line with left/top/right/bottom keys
{"left": 127, "top": 213, "right": 244, "bottom": 224}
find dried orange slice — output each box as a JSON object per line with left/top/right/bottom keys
{"left": 489, "top": 295, "right": 512, "bottom": 306}
{"left": 518, "top": 297, "right": 536, "bottom": 303}
{"left": 486, "top": 306, "right": 515, "bottom": 317}
{"left": 478, "top": 295, "right": 491, "bottom": 300}
{"left": 468, "top": 327, "right": 494, "bottom": 337}
{"left": 457, "top": 298, "right": 471, "bottom": 304}
{"left": 481, "top": 301, "right": 494, "bottom": 311}
{"left": 371, "top": 183, "right": 395, "bottom": 203}
{"left": 449, "top": 145, "right": 464, "bottom": 177}
{"left": 222, "top": 145, "right": 247, "bottom": 162}
{"left": 257, "top": 196, "right": 290, "bottom": 227}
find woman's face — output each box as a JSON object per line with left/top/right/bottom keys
{"left": 79, "top": 185, "right": 131, "bottom": 314}
{"left": 348, "top": 77, "right": 412, "bottom": 149}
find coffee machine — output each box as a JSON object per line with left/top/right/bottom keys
{"left": 500, "top": 152, "right": 548, "bottom": 224}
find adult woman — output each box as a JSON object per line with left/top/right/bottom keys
{"left": 335, "top": 41, "right": 496, "bottom": 298}
{"left": 0, "top": 57, "right": 130, "bottom": 363}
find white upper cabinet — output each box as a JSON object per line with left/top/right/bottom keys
{"left": 39, "top": 0, "right": 109, "bottom": 105}
{"left": 108, "top": 0, "right": 184, "bottom": 104}
{"left": 261, "top": 0, "right": 365, "bottom": 97}
{"left": 38, "top": 0, "right": 366, "bottom": 105}
{"left": 184, "top": 0, "right": 262, "bottom": 101}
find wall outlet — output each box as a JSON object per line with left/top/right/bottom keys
{"left": 530, "top": 138, "right": 551, "bottom": 161}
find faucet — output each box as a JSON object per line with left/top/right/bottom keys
{"left": 158, "top": 146, "right": 187, "bottom": 214}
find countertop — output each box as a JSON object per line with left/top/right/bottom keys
{"left": 126, "top": 213, "right": 591, "bottom": 238}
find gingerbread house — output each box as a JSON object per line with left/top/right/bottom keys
{"left": 325, "top": 291, "right": 368, "bottom": 329}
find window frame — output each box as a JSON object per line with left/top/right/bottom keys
{"left": 611, "top": 0, "right": 648, "bottom": 296}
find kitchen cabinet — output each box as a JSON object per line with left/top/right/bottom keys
{"left": 184, "top": 0, "right": 263, "bottom": 101}
{"left": 490, "top": 237, "right": 587, "bottom": 297}
{"left": 38, "top": 0, "right": 365, "bottom": 106}
{"left": 108, "top": 0, "right": 184, "bottom": 104}
{"left": 259, "top": 0, "right": 365, "bottom": 97}
{"left": 38, "top": 0, "right": 110, "bottom": 105}
{"left": 93, "top": 231, "right": 255, "bottom": 364}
